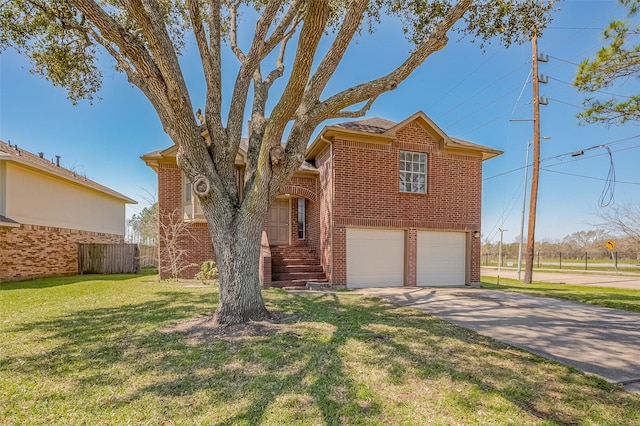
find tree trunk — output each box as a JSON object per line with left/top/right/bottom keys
{"left": 205, "top": 202, "right": 270, "bottom": 326}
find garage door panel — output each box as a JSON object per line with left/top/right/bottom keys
{"left": 347, "top": 229, "right": 404, "bottom": 288}
{"left": 417, "top": 231, "right": 466, "bottom": 287}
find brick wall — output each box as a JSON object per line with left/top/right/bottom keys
{"left": 330, "top": 122, "right": 483, "bottom": 285}
{"left": 0, "top": 224, "right": 123, "bottom": 282}
{"left": 157, "top": 163, "right": 215, "bottom": 280}
{"left": 154, "top": 119, "right": 485, "bottom": 285}
{"left": 315, "top": 147, "right": 333, "bottom": 281}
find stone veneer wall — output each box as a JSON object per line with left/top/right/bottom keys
{"left": 0, "top": 224, "right": 123, "bottom": 282}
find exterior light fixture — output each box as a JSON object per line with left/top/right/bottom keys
{"left": 473, "top": 231, "right": 480, "bottom": 238}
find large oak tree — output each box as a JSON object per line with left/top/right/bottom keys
{"left": 1, "top": 0, "right": 552, "bottom": 325}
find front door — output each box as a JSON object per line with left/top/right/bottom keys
{"left": 268, "top": 199, "right": 290, "bottom": 245}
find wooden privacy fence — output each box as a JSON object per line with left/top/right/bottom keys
{"left": 78, "top": 243, "right": 140, "bottom": 274}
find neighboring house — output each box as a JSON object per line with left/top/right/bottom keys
{"left": 0, "top": 141, "right": 136, "bottom": 282}
{"left": 142, "top": 111, "right": 501, "bottom": 287}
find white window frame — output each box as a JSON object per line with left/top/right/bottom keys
{"left": 399, "top": 151, "right": 427, "bottom": 194}
{"left": 183, "top": 175, "right": 204, "bottom": 221}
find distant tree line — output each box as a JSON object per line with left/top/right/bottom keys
{"left": 483, "top": 202, "right": 640, "bottom": 260}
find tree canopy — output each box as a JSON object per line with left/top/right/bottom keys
{"left": 1, "top": 0, "right": 554, "bottom": 324}
{"left": 574, "top": 0, "right": 640, "bottom": 125}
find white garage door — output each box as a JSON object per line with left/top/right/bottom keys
{"left": 417, "top": 231, "right": 466, "bottom": 287}
{"left": 346, "top": 229, "right": 405, "bottom": 288}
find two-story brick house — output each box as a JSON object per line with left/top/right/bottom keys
{"left": 142, "top": 111, "right": 501, "bottom": 287}
{"left": 0, "top": 141, "right": 136, "bottom": 282}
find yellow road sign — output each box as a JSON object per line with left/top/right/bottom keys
{"left": 605, "top": 239, "right": 616, "bottom": 251}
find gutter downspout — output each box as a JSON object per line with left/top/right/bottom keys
{"left": 320, "top": 136, "right": 334, "bottom": 284}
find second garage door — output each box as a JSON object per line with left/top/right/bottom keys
{"left": 417, "top": 231, "right": 466, "bottom": 287}
{"left": 346, "top": 228, "right": 405, "bottom": 288}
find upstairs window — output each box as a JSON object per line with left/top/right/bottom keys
{"left": 399, "top": 151, "right": 427, "bottom": 194}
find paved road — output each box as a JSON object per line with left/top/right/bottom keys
{"left": 349, "top": 287, "right": 640, "bottom": 393}
{"left": 481, "top": 267, "right": 640, "bottom": 290}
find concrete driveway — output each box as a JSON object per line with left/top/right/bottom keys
{"left": 349, "top": 287, "right": 640, "bottom": 393}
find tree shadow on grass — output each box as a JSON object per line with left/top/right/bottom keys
{"left": 0, "top": 273, "right": 152, "bottom": 291}
{"left": 3, "top": 288, "right": 640, "bottom": 424}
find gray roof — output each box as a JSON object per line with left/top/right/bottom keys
{"left": 0, "top": 141, "right": 136, "bottom": 204}
{"left": 334, "top": 118, "right": 397, "bottom": 134}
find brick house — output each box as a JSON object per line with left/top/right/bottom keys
{"left": 142, "top": 111, "right": 501, "bottom": 287}
{"left": 0, "top": 141, "right": 136, "bottom": 282}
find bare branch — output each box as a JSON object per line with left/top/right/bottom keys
{"left": 70, "top": 0, "right": 171, "bottom": 116}
{"left": 123, "top": 0, "right": 192, "bottom": 113}
{"left": 313, "top": 0, "right": 474, "bottom": 122}
{"left": 226, "top": 0, "right": 285, "bottom": 158}
{"left": 265, "top": 0, "right": 330, "bottom": 142}
{"left": 332, "top": 97, "right": 379, "bottom": 119}
{"left": 264, "top": 29, "right": 295, "bottom": 86}
{"left": 263, "top": 0, "right": 304, "bottom": 53}
{"left": 188, "top": 0, "right": 224, "bottom": 140}
{"left": 303, "top": 0, "right": 369, "bottom": 109}
{"left": 229, "top": 1, "right": 245, "bottom": 61}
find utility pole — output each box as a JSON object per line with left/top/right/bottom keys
{"left": 517, "top": 140, "right": 531, "bottom": 281}
{"left": 497, "top": 228, "right": 507, "bottom": 285}
{"left": 524, "top": 33, "right": 545, "bottom": 284}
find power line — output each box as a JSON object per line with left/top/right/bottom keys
{"left": 547, "top": 55, "right": 580, "bottom": 66}
{"left": 546, "top": 27, "right": 604, "bottom": 30}
{"left": 541, "top": 168, "right": 640, "bottom": 185}
{"left": 430, "top": 50, "right": 500, "bottom": 107}
{"left": 546, "top": 97, "right": 584, "bottom": 109}
{"left": 548, "top": 76, "right": 632, "bottom": 98}
{"left": 458, "top": 112, "right": 511, "bottom": 138}
{"left": 483, "top": 135, "right": 640, "bottom": 181}
{"left": 434, "top": 61, "right": 530, "bottom": 121}
{"left": 444, "top": 86, "right": 521, "bottom": 128}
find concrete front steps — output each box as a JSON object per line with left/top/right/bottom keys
{"left": 270, "top": 246, "right": 328, "bottom": 288}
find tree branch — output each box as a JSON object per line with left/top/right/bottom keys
{"left": 263, "top": 0, "right": 304, "bottom": 53}
{"left": 264, "top": 0, "right": 329, "bottom": 142}
{"left": 229, "top": 1, "right": 245, "bottom": 61}
{"left": 70, "top": 0, "right": 172, "bottom": 118}
{"left": 226, "top": 0, "right": 285, "bottom": 159}
{"left": 302, "top": 0, "right": 369, "bottom": 110}
{"left": 188, "top": 0, "right": 224, "bottom": 141}
{"left": 123, "top": 0, "right": 192, "bottom": 114}
{"left": 312, "top": 0, "right": 473, "bottom": 122}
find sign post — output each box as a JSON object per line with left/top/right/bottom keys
{"left": 605, "top": 239, "right": 618, "bottom": 274}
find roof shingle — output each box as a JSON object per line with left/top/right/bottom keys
{"left": 333, "top": 118, "right": 397, "bottom": 134}
{"left": 0, "top": 140, "right": 136, "bottom": 203}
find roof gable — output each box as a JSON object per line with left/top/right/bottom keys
{"left": 306, "top": 110, "right": 502, "bottom": 161}
{"left": 0, "top": 141, "right": 136, "bottom": 204}
{"left": 142, "top": 138, "right": 318, "bottom": 175}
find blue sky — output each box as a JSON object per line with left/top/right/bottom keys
{"left": 1, "top": 0, "right": 639, "bottom": 243}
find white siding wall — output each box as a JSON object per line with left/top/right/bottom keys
{"left": 5, "top": 163, "right": 126, "bottom": 235}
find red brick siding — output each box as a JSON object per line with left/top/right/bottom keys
{"left": 0, "top": 224, "right": 123, "bottom": 282}
{"left": 315, "top": 147, "right": 333, "bottom": 281}
{"left": 157, "top": 163, "right": 215, "bottom": 279}
{"left": 331, "top": 122, "right": 483, "bottom": 285}
{"left": 280, "top": 175, "right": 320, "bottom": 251}
{"left": 406, "top": 228, "right": 417, "bottom": 286}
{"left": 154, "top": 120, "right": 484, "bottom": 285}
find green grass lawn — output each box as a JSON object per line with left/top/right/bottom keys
{"left": 2, "top": 274, "right": 640, "bottom": 425}
{"left": 481, "top": 276, "right": 640, "bottom": 313}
